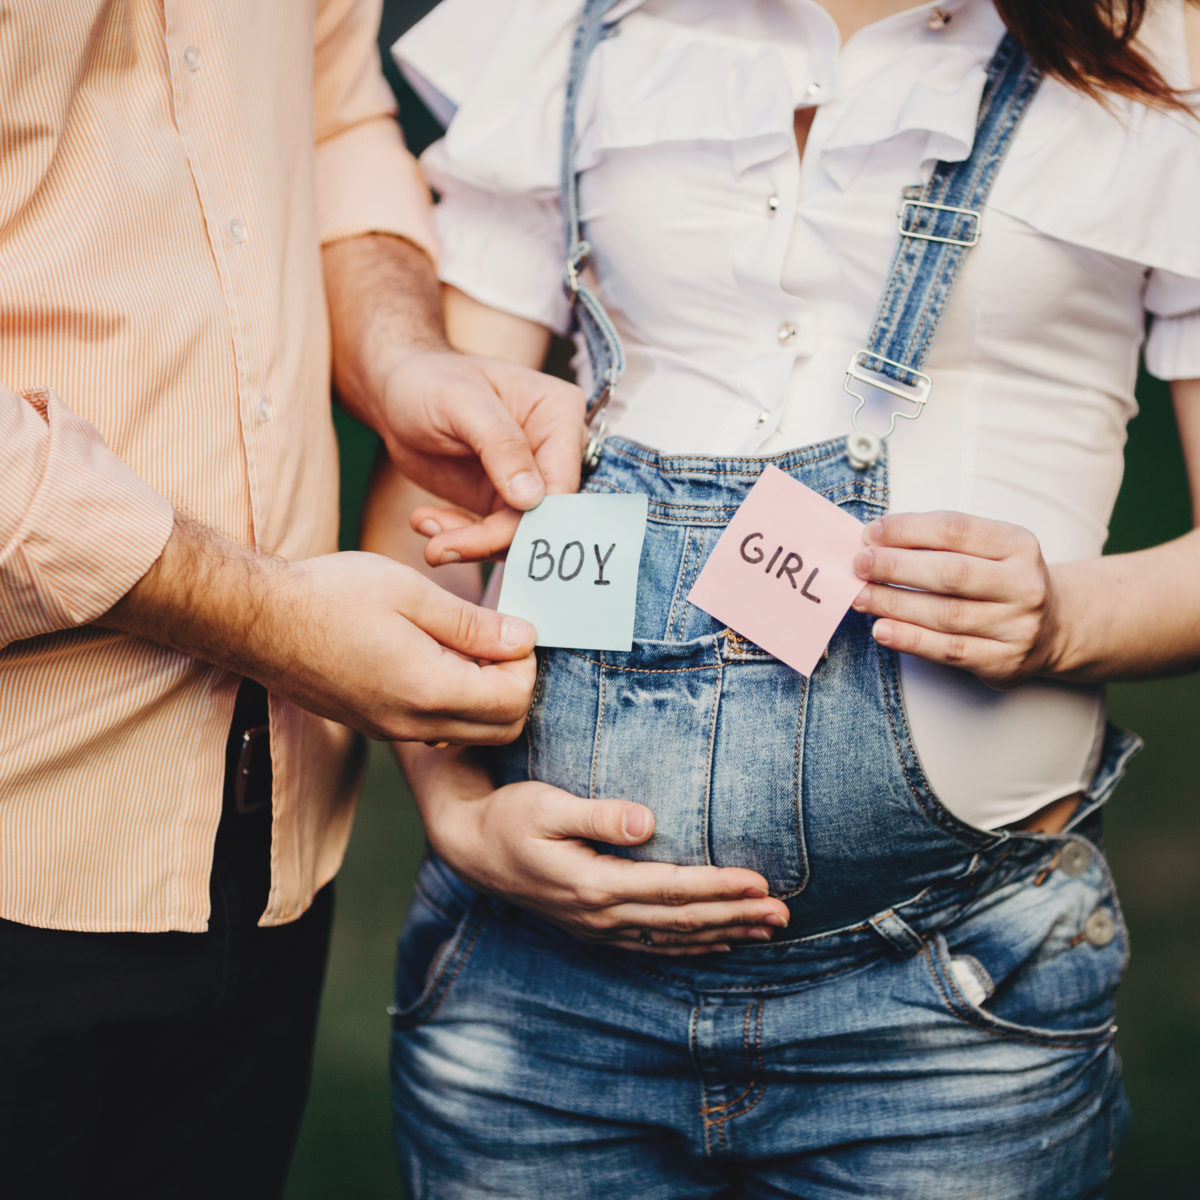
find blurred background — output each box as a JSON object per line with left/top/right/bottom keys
{"left": 285, "top": 3, "right": 1200, "bottom": 1194}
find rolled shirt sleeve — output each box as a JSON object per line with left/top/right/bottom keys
{"left": 312, "top": 0, "right": 437, "bottom": 258}
{"left": 0, "top": 387, "right": 174, "bottom": 648}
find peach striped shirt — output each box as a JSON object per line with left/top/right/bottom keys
{"left": 0, "top": 0, "right": 435, "bottom": 932}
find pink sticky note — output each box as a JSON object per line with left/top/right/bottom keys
{"left": 687, "top": 465, "right": 866, "bottom": 676}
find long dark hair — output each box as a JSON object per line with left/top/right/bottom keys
{"left": 996, "top": 0, "right": 1197, "bottom": 110}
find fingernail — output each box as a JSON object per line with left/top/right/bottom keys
{"left": 440, "top": 550, "right": 462, "bottom": 564}
{"left": 712, "top": 944, "right": 732, "bottom": 953}
{"left": 622, "top": 807, "right": 652, "bottom": 839}
{"left": 745, "top": 928, "right": 772, "bottom": 940}
{"left": 853, "top": 550, "right": 873, "bottom": 577}
{"left": 740, "top": 886, "right": 768, "bottom": 899}
{"left": 863, "top": 519, "right": 883, "bottom": 544}
{"left": 500, "top": 616, "right": 534, "bottom": 649}
{"left": 764, "top": 912, "right": 789, "bottom": 927}
{"left": 416, "top": 519, "right": 441, "bottom": 537}
{"left": 508, "top": 471, "right": 543, "bottom": 508}
{"left": 872, "top": 620, "right": 892, "bottom": 644}
{"left": 852, "top": 586, "right": 870, "bottom": 612}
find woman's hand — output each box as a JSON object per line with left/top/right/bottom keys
{"left": 851, "top": 511, "right": 1064, "bottom": 689}
{"left": 406, "top": 748, "right": 791, "bottom": 955}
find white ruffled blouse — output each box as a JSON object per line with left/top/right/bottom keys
{"left": 395, "top": 0, "right": 1200, "bottom": 829}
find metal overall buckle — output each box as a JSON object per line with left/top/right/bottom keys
{"left": 896, "top": 198, "right": 982, "bottom": 247}
{"left": 842, "top": 350, "right": 931, "bottom": 470}
{"left": 582, "top": 373, "right": 617, "bottom": 473}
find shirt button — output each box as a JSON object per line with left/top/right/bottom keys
{"left": 1083, "top": 910, "right": 1116, "bottom": 948}
{"left": 182, "top": 44, "right": 201, "bottom": 71}
{"left": 1058, "top": 842, "right": 1091, "bottom": 877}
{"left": 228, "top": 217, "right": 247, "bottom": 244}
{"left": 255, "top": 393, "right": 272, "bottom": 423}
{"left": 766, "top": 192, "right": 780, "bottom": 216}
{"left": 777, "top": 321, "right": 797, "bottom": 345}
{"left": 927, "top": 7, "right": 952, "bottom": 29}
{"left": 805, "top": 82, "right": 822, "bottom": 98}
{"left": 755, "top": 410, "right": 769, "bottom": 428}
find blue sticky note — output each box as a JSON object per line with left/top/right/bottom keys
{"left": 497, "top": 493, "right": 649, "bottom": 651}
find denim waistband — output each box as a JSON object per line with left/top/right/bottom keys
{"left": 585, "top": 436, "right": 889, "bottom": 525}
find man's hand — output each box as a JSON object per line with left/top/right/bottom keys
{"left": 381, "top": 348, "right": 584, "bottom": 564}
{"left": 324, "top": 235, "right": 584, "bottom": 565}
{"left": 405, "top": 747, "right": 792, "bottom": 955}
{"left": 104, "top": 515, "right": 537, "bottom": 743}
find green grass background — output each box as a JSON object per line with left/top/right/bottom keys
{"left": 286, "top": 7, "right": 1199, "bottom": 1191}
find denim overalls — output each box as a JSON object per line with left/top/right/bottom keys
{"left": 391, "top": 6, "right": 1137, "bottom": 1195}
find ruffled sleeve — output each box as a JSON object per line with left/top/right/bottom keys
{"left": 984, "top": 0, "right": 1200, "bottom": 383}
{"left": 1145, "top": 270, "right": 1200, "bottom": 381}
{"left": 392, "top": 0, "right": 593, "bottom": 335}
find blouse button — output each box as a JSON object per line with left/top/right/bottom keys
{"left": 255, "top": 393, "right": 272, "bottom": 423}
{"left": 183, "top": 44, "right": 201, "bottom": 71}
{"left": 777, "top": 321, "right": 797, "bottom": 345}
{"left": 767, "top": 193, "right": 780, "bottom": 216}
{"left": 755, "top": 410, "right": 769, "bottom": 428}
{"left": 927, "top": 8, "right": 952, "bottom": 30}
{"left": 228, "top": 217, "right": 247, "bottom": 244}
{"left": 805, "top": 82, "right": 822, "bottom": 98}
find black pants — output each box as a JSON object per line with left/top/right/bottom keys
{"left": 0, "top": 683, "right": 333, "bottom": 1200}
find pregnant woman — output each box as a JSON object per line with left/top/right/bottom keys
{"left": 369, "top": 1, "right": 1200, "bottom": 1196}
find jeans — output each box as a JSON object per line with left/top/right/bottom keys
{"left": 391, "top": 438, "right": 1135, "bottom": 1198}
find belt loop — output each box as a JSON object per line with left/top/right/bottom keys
{"left": 868, "top": 908, "right": 925, "bottom": 957}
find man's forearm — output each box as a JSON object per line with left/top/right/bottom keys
{"left": 102, "top": 512, "right": 295, "bottom": 682}
{"left": 101, "top": 511, "right": 536, "bottom": 744}
{"left": 324, "top": 233, "right": 448, "bottom": 439}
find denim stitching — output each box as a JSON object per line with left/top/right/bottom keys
{"left": 667, "top": 526, "right": 696, "bottom": 640}
{"left": 526, "top": 653, "right": 550, "bottom": 780}
{"left": 410, "top": 874, "right": 467, "bottom": 930}
{"left": 689, "top": 1006, "right": 715, "bottom": 1158}
{"left": 560, "top": 648, "right": 720, "bottom": 674}
{"left": 605, "top": 439, "right": 849, "bottom": 473}
{"left": 701, "top": 649, "right": 723, "bottom": 867}
{"left": 698, "top": 1003, "right": 765, "bottom": 1130}
{"left": 395, "top": 906, "right": 485, "bottom": 1030}
{"left": 591, "top": 655, "right": 607, "bottom": 800}
{"left": 704, "top": 1081, "right": 766, "bottom": 1127}
{"left": 877, "top": 640, "right": 995, "bottom": 848}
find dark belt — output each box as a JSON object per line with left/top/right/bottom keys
{"left": 222, "top": 679, "right": 273, "bottom": 816}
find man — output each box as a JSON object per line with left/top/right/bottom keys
{"left": 0, "top": 2, "right": 582, "bottom": 1195}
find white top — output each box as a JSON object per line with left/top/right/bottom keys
{"left": 395, "top": 0, "right": 1200, "bottom": 829}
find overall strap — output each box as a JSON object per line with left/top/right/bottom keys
{"left": 844, "top": 33, "right": 1043, "bottom": 468}
{"left": 560, "top": 0, "right": 626, "bottom": 469}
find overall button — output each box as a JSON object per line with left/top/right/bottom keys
{"left": 228, "top": 217, "right": 247, "bottom": 244}
{"left": 777, "top": 321, "right": 797, "bottom": 345}
{"left": 1059, "top": 841, "right": 1091, "bottom": 877}
{"left": 183, "top": 44, "right": 201, "bottom": 71}
{"left": 1083, "top": 909, "right": 1116, "bottom": 948}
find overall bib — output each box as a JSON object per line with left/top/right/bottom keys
{"left": 391, "top": 6, "right": 1138, "bottom": 1196}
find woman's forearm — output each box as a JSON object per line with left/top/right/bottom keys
{"left": 1048, "top": 528, "right": 1200, "bottom": 683}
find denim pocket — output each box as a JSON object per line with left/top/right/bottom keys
{"left": 528, "top": 632, "right": 809, "bottom": 896}
{"left": 390, "top": 856, "right": 484, "bottom": 1032}
{"left": 923, "top": 844, "right": 1127, "bottom": 1047}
